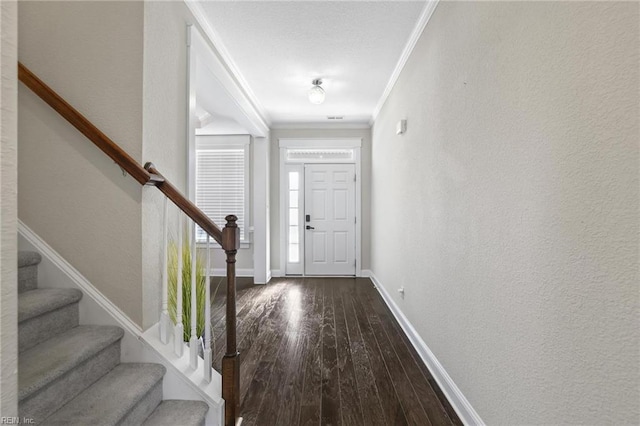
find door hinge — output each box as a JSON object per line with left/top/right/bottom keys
{"left": 354, "top": 174, "right": 356, "bottom": 182}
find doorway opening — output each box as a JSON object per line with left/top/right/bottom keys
{"left": 279, "top": 139, "right": 362, "bottom": 276}
{"left": 185, "top": 24, "right": 270, "bottom": 282}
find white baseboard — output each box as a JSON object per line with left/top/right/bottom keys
{"left": 18, "top": 220, "right": 224, "bottom": 425}
{"left": 369, "top": 271, "right": 484, "bottom": 426}
{"left": 208, "top": 268, "right": 254, "bottom": 278}
{"left": 270, "top": 269, "right": 283, "bottom": 278}
{"left": 270, "top": 269, "right": 371, "bottom": 279}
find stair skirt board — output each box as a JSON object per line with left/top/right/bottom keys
{"left": 18, "top": 221, "right": 223, "bottom": 425}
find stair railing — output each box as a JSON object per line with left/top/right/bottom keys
{"left": 18, "top": 62, "right": 240, "bottom": 426}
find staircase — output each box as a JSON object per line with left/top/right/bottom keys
{"left": 17, "top": 250, "right": 209, "bottom": 425}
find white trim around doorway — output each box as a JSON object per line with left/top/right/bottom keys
{"left": 278, "top": 138, "right": 362, "bottom": 277}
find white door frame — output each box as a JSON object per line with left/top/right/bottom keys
{"left": 185, "top": 24, "right": 268, "bottom": 200}
{"left": 278, "top": 138, "right": 362, "bottom": 277}
{"left": 185, "top": 24, "right": 271, "bottom": 283}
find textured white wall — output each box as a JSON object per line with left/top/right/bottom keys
{"left": 371, "top": 2, "right": 639, "bottom": 424}
{"left": 269, "top": 128, "right": 372, "bottom": 272}
{"left": 141, "top": 1, "right": 195, "bottom": 329}
{"left": 0, "top": 0, "right": 18, "bottom": 416}
{"left": 18, "top": 2, "right": 145, "bottom": 325}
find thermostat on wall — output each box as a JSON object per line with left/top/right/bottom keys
{"left": 396, "top": 119, "right": 407, "bottom": 135}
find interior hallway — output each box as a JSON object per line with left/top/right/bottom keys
{"left": 210, "top": 277, "right": 461, "bottom": 426}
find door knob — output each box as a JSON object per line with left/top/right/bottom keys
{"left": 306, "top": 225, "right": 315, "bottom": 230}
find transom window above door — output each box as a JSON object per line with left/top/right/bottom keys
{"left": 286, "top": 148, "right": 354, "bottom": 162}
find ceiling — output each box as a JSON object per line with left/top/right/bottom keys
{"left": 195, "top": 1, "right": 428, "bottom": 128}
{"left": 195, "top": 61, "right": 258, "bottom": 135}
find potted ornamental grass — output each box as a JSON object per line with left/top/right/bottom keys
{"left": 167, "top": 236, "right": 208, "bottom": 345}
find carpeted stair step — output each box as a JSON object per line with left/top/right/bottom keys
{"left": 18, "top": 288, "right": 82, "bottom": 352}
{"left": 43, "top": 363, "right": 166, "bottom": 426}
{"left": 18, "top": 251, "right": 42, "bottom": 293}
{"left": 18, "top": 325, "right": 124, "bottom": 423}
{"left": 143, "top": 400, "right": 209, "bottom": 426}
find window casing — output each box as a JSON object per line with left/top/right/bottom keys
{"left": 195, "top": 135, "right": 250, "bottom": 244}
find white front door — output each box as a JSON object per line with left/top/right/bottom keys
{"left": 304, "top": 164, "right": 356, "bottom": 275}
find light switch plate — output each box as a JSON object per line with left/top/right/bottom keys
{"left": 396, "top": 119, "right": 407, "bottom": 135}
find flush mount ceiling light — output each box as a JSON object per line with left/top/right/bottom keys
{"left": 308, "top": 79, "right": 325, "bottom": 105}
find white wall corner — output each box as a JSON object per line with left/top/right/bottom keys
{"left": 369, "top": 271, "right": 484, "bottom": 426}
{"left": 252, "top": 136, "right": 270, "bottom": 284}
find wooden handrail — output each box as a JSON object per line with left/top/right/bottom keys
{"left": 17, "top": 62, "right": 225, "bottom": 247}
{"left": 18, "top": 62, "right": 161, "bottom": 186}
{"left": 145, "top": 163, "right": 223, "bottom": 246}
{"left": 18, "top": 62, "right": 241, "bottom": 425}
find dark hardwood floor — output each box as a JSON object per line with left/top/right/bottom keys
{"left": 209, "top": 277, "right": 462, "bottom": 426}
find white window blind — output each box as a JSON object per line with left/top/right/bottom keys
{"left": 195, "top": 136, "right": 249, "bottom": 242}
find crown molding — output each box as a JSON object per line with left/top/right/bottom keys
{"left": 185, "top": 0, "right": 439, "bottom": 131}
{"left": 184, "top": 0, "right": 271, "bottom": 128}
{"left": 370, "top": 0, "right": 440, "bottom": 125}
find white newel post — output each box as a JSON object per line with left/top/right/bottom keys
{"left": 159, "top": 197, "right": 170, "bottom": 344}
{"left": 174, "top": 214, "right": 184, "bottom": 356}
{"left": 203, "top": 235, "right": 212, "bottom": 382}
{"left": 189, "top": 220, "right": 198, "bottom": 369}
